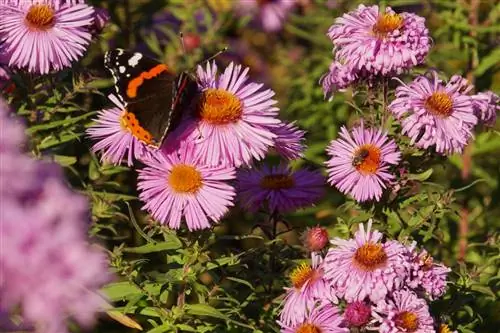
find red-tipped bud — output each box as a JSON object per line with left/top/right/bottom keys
{"left": 302, "top": 226, "right": 329, "bottom": 252}
{"left": 344, "top": 301, "right": 371, "bottom": 327}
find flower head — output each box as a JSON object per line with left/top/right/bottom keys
{"left": 181, "top": 62, "right": 279, "bottom": 167}
{"left": 389, "top": 71, "right": 478, "bottom": 155}
{"left": 279, "top": 253, "right": 338, "bottom": 327}
{"left": 324, "top": 220, "right": 409, "bottom": 303}
{"left": 373, "top": 289, "right": 434, "bottom": 333}
{"left": 472, "top": 91, "right": 498, "bottom": 127}
{"left": 325, "top": 123, "right": 401, "bottom": 202}
{"left": 320, "top": 60, "right": 358, "bottom": 98}
{"left": 86, "top": 94, "right": 154, "bottom": 166}
{"left": 278, "top": 303, "right": 347, "bottom": 333}
{"left": 137, "top": 144, "right": 236, "bottom": 230}
{"left": 236, "top": 0, "right": 296, "bottom": 32}
{"left": 269, "top": 121, "right": 306, "bottom": 160}
{"left": 0, "top": 0, "right": 95, "bottom": 74}
{"left": 301, "top": 226, "right": 329, "bottom": 252}
{"left": 344, "top": 301, "right": 372, "bottom": 328}
{"left": 237, "top": 163, "right": 324, "bottom": 213}
{"left": 327, "top": 4, "right": 430, "bottom": 77}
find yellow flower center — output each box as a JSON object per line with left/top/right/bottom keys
{"left": 197, "top": 88, "right": 243, "bottom": 125}
{"left": 354, "top": 243, "right": 388, "bottom": 271}
{"left": 120, "top": 110, "right": 153, "bottom": 145}
{"left": 296, "top": 323, "right": 322, "bottom": 333}
{"left": 25, "top": 4, "right": 56, "bottom": 30}
{"left": 395, "top": 311, "right": 419, "bottom": 332}
{"left": 425, "top": 92, "right": 453, "bottom": 117}
{"left": 352, "top": 144, "right": 381, "bottom": 175}
{"left": 168, "top": 164, "right": 203, "bottom": 194}
{"left": 373, "top": 13, "right": 404, "bottom": 36}
{"left": 260, "top": 174, "right": 295, "bottom": 190}
{"left": 438, "top": 324, "right": 453, "bottom": 333}
{"left": 290, "top": 263, "right": 317, "bottom": 289}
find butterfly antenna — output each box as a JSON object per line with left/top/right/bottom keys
{"left": 179, "top": 31, "right": 187, "bottom": 56}
{"left": 200, "top": 47, "right": 228, "bottom": 65}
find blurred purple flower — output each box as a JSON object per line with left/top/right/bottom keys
{"left": 325, "top": 123, "right": 401, "bottom": 202}
{"left": 237, "top": 163, "right": 324, "bottom": 213}
{"left": 268, "top": 121, "right": 306, "bottom": 160}
{"left": 90, "top": 6, "right": 110, "bottom": 35}
{"left": 0, "top": 0, "right": 95, "bottom": 74}
{"left": 236, "top": 0, "right": 297, "bottom": 32}
{"left": 472, "top": 91, "right": 499, "bottom": 127}
{"left": 389, "top": 71, "right": 478, "bottom": 155}
{"left": 278, "top": 303, "right": 347, "bottom": 333}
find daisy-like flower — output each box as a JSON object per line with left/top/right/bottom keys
{"left": 236, "top": 0, "right": 296, "bottom": 32}
{"left": 373, "top": 289, "right": 434, "bottom": 333}
{"left": 406, "top": 245, "right": 451, "bottom": 300}
{"left": 86, "top": 94, "right": 154, "bottom": 166}
{"left": 325, "top": 123, "right": 401, "bottom": 202}
{"left": 389, "top": 71, "right": 478, "bottom": 155}
{"left": 183, "top": 61, "right": 279, "bottom": 167}
{"left": 278, "top": 303, "right": 347, "bottom": 333}
{"left": 137, "top": 144, "right": 236, "bottom": 231}
{"left": 279, "top": 253, "right": 338, "bottom": 327}
{"left": 324, "top": 220, "right": 409, "bottom": 303}
{"left": 237, "top": 163, "right": 324, "bottom": 214}
{"left": 269, "top": 121, "right": 306, "bottom": 160}
{"left": 472, "top": 91, "right": 499, "bottom": 127}
{"left": 0, "top": 0, "right": 95, "bottom": 74}
{"left": 327, "top": 4, "right": 430, "bottom": 76}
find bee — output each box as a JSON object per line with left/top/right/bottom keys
{"left": 352, "top": 148, "right": 370, "bottom": 167}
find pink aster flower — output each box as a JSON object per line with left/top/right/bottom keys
{"left": 320, "top": 60, "right": 358, "bottom": 98}
{"left": 86, "top": 94, "right": 154, "bottom": 166}
{"left": 279, "top": 253, "right": 338, "bottom": 327}
{"left": 324, "top": 220, "right": 409, "bottom": 303}
{"left": 180, "top": 61, "right": 279, "bottom": 167}
{"left": 327, "top": 4, "right": 430, "bottom": 77}
{"left": 137, "top": 144, "right": 236, "bottom": 231}
{"left": 325, "top": 123, "right": 401, "bottom": 202}
{"left": 373, "top": 289, "right": 434, "bottom": 333}
{"left": 236, "top": 0, "right": 296, "bottom": 32}
{"left": 406, "top": 244, "right": 450, "bottom": 300}
{"left": 278, "top": 303, "right": 347, "bottom": 333}
{"left": 237, "top": 163, "right": 324, "bottom": 214}
{"left": 472, "top": 91, "right": 498, "bottom": 127}
{"left": 269, "top": 121, "right": 306, "bottom": 160}
{"left": 389, "top": 71, "right": 478, "bottom": 155}
{"left": 0, "top": 0, "right": 95, "bottom": 74}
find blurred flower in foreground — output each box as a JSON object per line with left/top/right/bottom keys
{"left": 87, "top": 94, "right": 153, "bottom": 166}
{"left": 324, "top": 220, "right": 409, "bottom": 303}
{"left": 325, "top": 123, "right": 401, "bottom": 202}
{"left": 0, "top": 98, "right": 111, "bottom": 333}
{"left": 236, "top": 0, "right": 296, "bottom": 32}
{"left": 182, "top": 61, "right": 280, "bottom": 167}
{"left": 268, "top": 121, "right": 306, "bottom": 160}
{"left": 389, "top": 71, "right": 478, "bottom": 155}
{"left": 137, "top": 144, "right": 236, "bottom": 231}
{"left": 473, "top": 90, "right": 499, "bottom": 127}
{"left": 278, "top": 303, "right": 346, "bottom": 333}
{"left": 373, "top": 289, "right": 434, "bottom": 332}
{"left": 237, "top": 163, "right": 324, "bottom": 214}
{"left": 0, "top": 0, "right": 95, "bottom": 74}
{"left": 279, "top": 253, "right": 338, "bottom": 327}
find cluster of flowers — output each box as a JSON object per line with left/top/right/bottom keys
{"left": 321, "top": 4, "right": 499, "bottom": 203}
{"left": 278, "top": 221, "right": 453, "bottom": 333}
{"left": 0, "top": 97, "right": 111, "bottom": 333}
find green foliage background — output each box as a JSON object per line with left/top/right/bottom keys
{"left": 4, "top": 0, "right": 499, "bottom": 332}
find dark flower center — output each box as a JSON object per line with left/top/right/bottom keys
{"left": 425, "top": 92, "right": 453, "bottom": 117}
{"left": 25, "top": 4, "right": 56, "bottom": 30}
{"left": 168, "top": 164, "right": 203, "bottom": 194}
{"left": 354, "top": 242, "right": 387, "bottom": 271}
{"left": 395, "top": 311, "right": 419, "bottom": 332}
{"left": 197, "top": 88, "right": 243, "bottom": 125}
{"left": 260, "top": 174, "right": 294, "bottom": 190}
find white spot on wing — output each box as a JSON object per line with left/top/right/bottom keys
{"left": 119, "top": 66, "right": 126, "bottom": 73}
{"left": 128, "top": 53, "right": 143, "bottom": 67}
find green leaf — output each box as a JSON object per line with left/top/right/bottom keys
{"left": 123, "top": 236, "right": 182, "bottom": 253}
{"left": 407, "top": 169, "right": 433, "bottom": 182}
{"left": 27, "top": 111, "right": 96, "bottom": 133}
{"left": 101, "top": 282, "right": 142, "bottom": 302}
{"left": 53, "top": 155, "right": 77, "bottom": 167}
{"left": 184, "top": 304, "right": 229, "bottom": 321}
{"left": 146, "top": 324, "right": 171, "bottom": 333}
{"left": 475, "top": 48, "right": 500, "bottom": 76}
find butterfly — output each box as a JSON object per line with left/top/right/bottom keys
{"left": 104, "top": 49, "right": 199, "bottom": 148}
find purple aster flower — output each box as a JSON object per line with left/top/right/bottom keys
{"left": 406, "top": 244, "right": 451, "bottom": 300}
{"left": 237, "top": 163, "right": 324, "bottom": 213}
{"left": 278, "top": 303, "right": 347, "bottom": 333}
{"left": 327, "top": 4, "right": 430, "bottom": 77}
{"left": 137, "top": 144, "right": 236, "bottom": 231}
{"left": 325, "top": 123, "right": 401, "bottom": 202}
{"left": 279, "top": 253, "right": 338, "bottom": 327}
{"left": 86, "top": 94, "right": 154, "bottom": 166}
{"left": 373, "top": 289, "right": 434, "bottom": 333}
{"left": 472, "top": 91, "right": 498, "bottom": 127}
{"left": 0, "top": 0, "right": 95, "bottom": 74}
{"left": 268, "top": 121, "right": 306, "bottom": 160}
{"left": 0, "top": 98, "right": 24, "bottom": 152}
{"left": 320, "top": 60, "right": 358, "bottom": 98}
{"left": 236, "top": 0, "right": 296, "bottom": 32}
{"left": 90, "top": 6, "right": 109, "bottom": 35}
{"left": 180, "top": 61, "right": 280, "bottom": 167}
{"left": 324, "top": 220, "right": 409, "bottom": 303}
{"left": 389, "top": 71, "right": 478, "bottom": 155}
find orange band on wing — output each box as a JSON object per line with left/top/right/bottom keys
{"left": 126, "top": 64, "right": 169, "bottom": 98}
